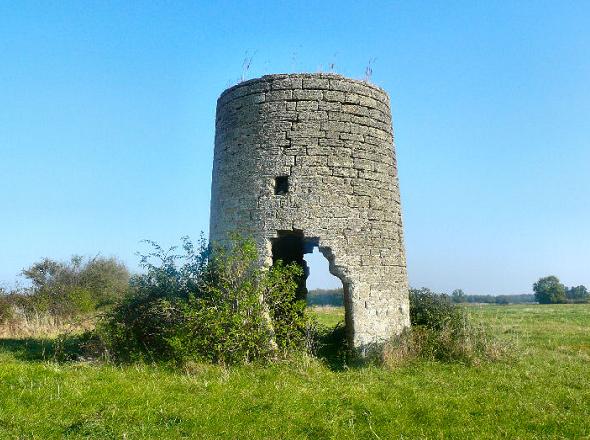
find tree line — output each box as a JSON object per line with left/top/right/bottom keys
{"left": 449, "top": 276, "right": 588, "bottom": 305}
{"left": 450, "top": 290, "right": 536, "bottom": 304}
{"left": 308, "top": 275, "right": 589, "bottom": 307}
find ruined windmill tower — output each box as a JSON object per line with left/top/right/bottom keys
{"left": 210, "top": 73, "right": 410, "bottom": 350}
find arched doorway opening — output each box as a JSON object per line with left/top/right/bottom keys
{"left": 271, "top": 231, "right": 350, "bottom": 357}
{"left": 270, "top": 230, "right": 345, "bottom": 306}
{"left": 304, "top": 247, "right": 343, "bottom": 305}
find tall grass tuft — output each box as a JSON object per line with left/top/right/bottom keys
{"left": 0, "top": 307, "right": 94, "bottom": 339}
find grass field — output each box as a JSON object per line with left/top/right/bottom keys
{"left": 1, "top": 304, "right": 589, "bottom": 439}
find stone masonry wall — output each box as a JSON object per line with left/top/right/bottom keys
{"left": 210, "top": 73, "right": 410, "bottom": 350}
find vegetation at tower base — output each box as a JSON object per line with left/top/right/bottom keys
{"left": 95, "top": 232, "right": 505, "bottom": 366}
{"left": 383, "top": 288, "right": 506, "bottom": 366}
{"left": 99, "top": 236, "right": 313, "bottom": 365}
{"left": 1, "top": 238, "right": 508, "bottom": 366}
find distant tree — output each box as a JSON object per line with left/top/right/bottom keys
{"left": 22, "top": 258, "right": 64, "bottom": 289}
{"left": 497, "top": 294, "right": 536, "bottom": 304}
{"left": 453, "top": 293, "right": 535, "bottom": 304}
{"left": 565, "top": 285, "right": 589, "bottom": 302}
{"left": 451, "top": 289, "right": 466, "bottom": 303}
{"left": 307, "top": 288, "right": 344, "bottom": 306}
{"left": 464, "top": 294, "right": 495, "bottom": 304}
{"left": 533, "top": 276, "right": 566, "bottom": 304}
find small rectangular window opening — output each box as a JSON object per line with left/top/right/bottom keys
{"left": 275, "top": 176, "right": 289, "bottom": 195}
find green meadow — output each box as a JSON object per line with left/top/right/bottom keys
{"left": 1, "top": 304, "right": 589, "bottom": 439}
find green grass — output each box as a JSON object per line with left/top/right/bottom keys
{"left": 309, "top": 305, "right": 345, "bottom": 328}
{"left": 1, "top": 304, "right": 589, "bottom": 439}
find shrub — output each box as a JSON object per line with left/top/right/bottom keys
{"left": 170, "top": 238, "right": 281, "bottom": 364}
{"left": 15, "top": 255, "right": 130, "bottom": 319}
{"left": 97, "top": 238, "right": 198, "bottom": 361}
{"left": 0, "top": 293, "right": 13, "bottom": 325}
{"left": 409, "top": 287, "right": 464, "bottom": 332}
{"left": 384, "top": 288, "right": 503, "bottom": 366}
{"left": 99, "top": 235, "right": 313, "bottom": 365}
{"left": 0, "top": 256, "right": 129, "bottom": 338}
{"left": 263, "top": 260, "right": 311, "bottom": 353}
{"left": 79, "top": 258, "right": 130, "bottom": 307}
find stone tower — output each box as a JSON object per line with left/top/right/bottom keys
{"left": 210, "top": 73, "right": 410, "bottom": 350}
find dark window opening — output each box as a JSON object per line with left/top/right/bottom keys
{"left": 275, "top": 176, "right": 289, "bottom": 195}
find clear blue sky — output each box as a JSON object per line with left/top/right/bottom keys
{"left": 1, "top": 1, "right": 588, "bottom": 294}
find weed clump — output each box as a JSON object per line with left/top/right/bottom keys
{"left": 384, "top": 288, "right": 506, "bottom": 366}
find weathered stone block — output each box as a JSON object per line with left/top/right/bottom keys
{"left": 296, "top": 101, "right": 319, "bottom": 111}
{"left": 266, "top": 90, "right": 293, "bottom": 101}
{"left": 293, "top": 89, "right": 323, "bottom": 100}
{"left": 302, "top": 78, "right": 330, "bottom": 89}
{"left": 324, "top": 90, "right": 346, "bottom": 102}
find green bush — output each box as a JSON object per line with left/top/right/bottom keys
{"left": 99, "top": 236, "right": 313, "bottom": 365}
{"left": 11, "top": 255, "right": 130, "bottom": 320}
{"left": 385, "top": 288, "right": 502, "bottom": 365}
{"left": 409, "top": 288, "right": 464, "bottom": 332}
{"left": 0, "top": 293, "right": 13, "bottom": 325}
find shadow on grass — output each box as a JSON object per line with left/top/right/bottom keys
{"left": 0, "top": 332, "right": 99, "bottom": 363}
{"left": 314, "top": 323, "right": 370, "bottom": 371}
{"left": 2, "top": 323, "right": 364, "bottom": 369}
{"left": 0, "top": 338, "right": 51, "bottom": 361}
